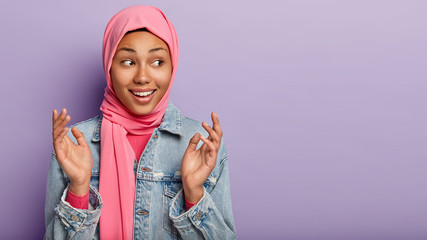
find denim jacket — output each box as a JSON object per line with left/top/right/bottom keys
{"left": 44, "top": 103, "right": 236, "bottom": 239}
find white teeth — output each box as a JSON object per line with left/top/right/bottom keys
{"left": 132, "top": 90, "right": 154, "bottom": 97}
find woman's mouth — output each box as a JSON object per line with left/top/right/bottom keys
{"left": 130, "top": 90, "right": 156, "bottom": 97}
{"left": 129, "top": 89, "right": 157, "bottom": 104}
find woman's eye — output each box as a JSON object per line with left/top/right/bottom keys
{"left": 152, "top": 60, "right": 164, "bottom": 67}
{"left": 122, "top": 60, "right": 134, "bottom": 66}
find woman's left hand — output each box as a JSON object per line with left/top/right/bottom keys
{"left": 181, "top": 112, "right": 223, "bottom": 204}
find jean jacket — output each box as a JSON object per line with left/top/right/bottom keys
{"left": 44, "top": 103, "right": 236, "bottom": 239}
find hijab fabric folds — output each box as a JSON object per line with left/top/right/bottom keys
{"left": 99, "top": 5, "right": 178, "bottom": 239}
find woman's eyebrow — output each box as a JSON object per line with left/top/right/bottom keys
{"left": 149, "top": 47, "right": 168, "bottom": 53}
{"left": 117, "top": 47, "right": 136, "bottom": 53}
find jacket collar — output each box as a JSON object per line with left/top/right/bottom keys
{"left": 91, "top": 102, "right": 183, "bottom": 142}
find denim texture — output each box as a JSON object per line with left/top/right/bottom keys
{"left": 44, "top": 103, "right": 236, "bottom": 240}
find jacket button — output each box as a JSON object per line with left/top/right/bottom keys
{"left": 71, "top": 215, "right": 80, "bottom": 222}
{"left": 194, "top": 211, "right": 203, "bottom": 220}
{"left": 137, "top": 210, "right": 149, "bottom": 215}
{"left": 141, "top": 167, "right": 151, "bottom": 172}
{"left": 153, "top": 135, "right": 158, "bottom": 139}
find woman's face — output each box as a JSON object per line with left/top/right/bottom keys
{"left": 110, "top": 30, "right": 172, "bottom": 116}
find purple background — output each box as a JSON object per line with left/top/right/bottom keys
{"left": 1, "top": 0, "right": 426, "bottom": 239}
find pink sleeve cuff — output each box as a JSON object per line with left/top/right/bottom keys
{"left": 184, "top": 197, "right": 196, "bottom": 211}
{"left": 66, "top": 189, "right": 89, "bottom": 210}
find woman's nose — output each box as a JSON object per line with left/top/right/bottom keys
{"left": 133, "top": 66, "right": 150, "bottom": 84}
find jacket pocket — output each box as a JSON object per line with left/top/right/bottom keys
{"left": 162, "top": 181, "right": 183, "bottom": 239}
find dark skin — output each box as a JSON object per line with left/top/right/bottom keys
{"left": 180, "top": 112, "right": 223, "bottom": 203}
{"left": 52, "top": 31, "right": 223, "bottom": 203}
{"left": 52, "top": 109, "right": 222, "bottom": 203}
{"left": 52, "top": 108, "right": 92, "bottom": 196}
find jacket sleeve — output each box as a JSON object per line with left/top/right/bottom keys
{"left": 44, "top": 151, "right": 102, "bottom": 240}
{"left": 168, "top": 142, "right": 236, "bottom": 240}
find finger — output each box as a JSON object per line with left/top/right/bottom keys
{"left": 52, "top": 109, "right": 60, "bottom": 129}
{"left": 71, "top": 127, "right": 88, "bottom": 147}
{"left": 53, "top": 108, "right": 67, "bottom": 129}
{"left": 200, "top": 135, "right": 218, "bottom": 153}
{"left": 185, "top": 133, "right": 201, "bottom": 153}
{"left": 52, "top": 109, "right": 59, "bottom": 126}
{"left": 200, "top": 135, "right": 218, "bottom": 167}
{"left": 53, "top": 127, "right": 69, "bottom": 147}
{"left": 211, "top": 112, "right": 223, "bottom": 138}
{"left": 53, "top": 114, "right": 70, "bottom": 139}
{"left": 53, "top": 115, "right": 70, "bottom": 139}
{"left": 54, "top": 128, "right": 70, "bottom": 164}
{"left": 202, "top": 121, "right": 220, "bottom": 144}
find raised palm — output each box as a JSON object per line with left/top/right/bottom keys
{"left": 52, "top": 109, "right": 93, "bottom": 195}
{"left": 181, "top": 112, "right": 223, "bottom": 203}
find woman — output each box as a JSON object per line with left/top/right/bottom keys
{"left": 44, "top": 5, "right": 235, "bottom": 239}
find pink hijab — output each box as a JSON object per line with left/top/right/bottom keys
{"left": 99, "top": 5, "right": 178, "bottom": 239}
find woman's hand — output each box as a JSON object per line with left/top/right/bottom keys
{"left": 52, "top": 108, "right": 93, "bottom": 196}
{"left": 181, "top": 112, "right": 223, "bottom": 204}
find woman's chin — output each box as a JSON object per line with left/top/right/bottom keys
{"left": 127, "top": 105, "right": 156, "bottom": 116}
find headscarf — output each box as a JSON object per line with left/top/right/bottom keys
{"left": 98, "top": 5, "right": 179, "bottom": 239}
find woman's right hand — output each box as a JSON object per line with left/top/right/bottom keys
{"left": 52, "top": 108, "right": 93, "bottom": 196}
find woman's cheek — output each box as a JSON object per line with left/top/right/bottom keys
{"left": 159, "top": 72, "right": 172, "bottom": 87}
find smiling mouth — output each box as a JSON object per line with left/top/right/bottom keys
{"left": 130, "top": 90, "right": 156, "bottom": 97}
